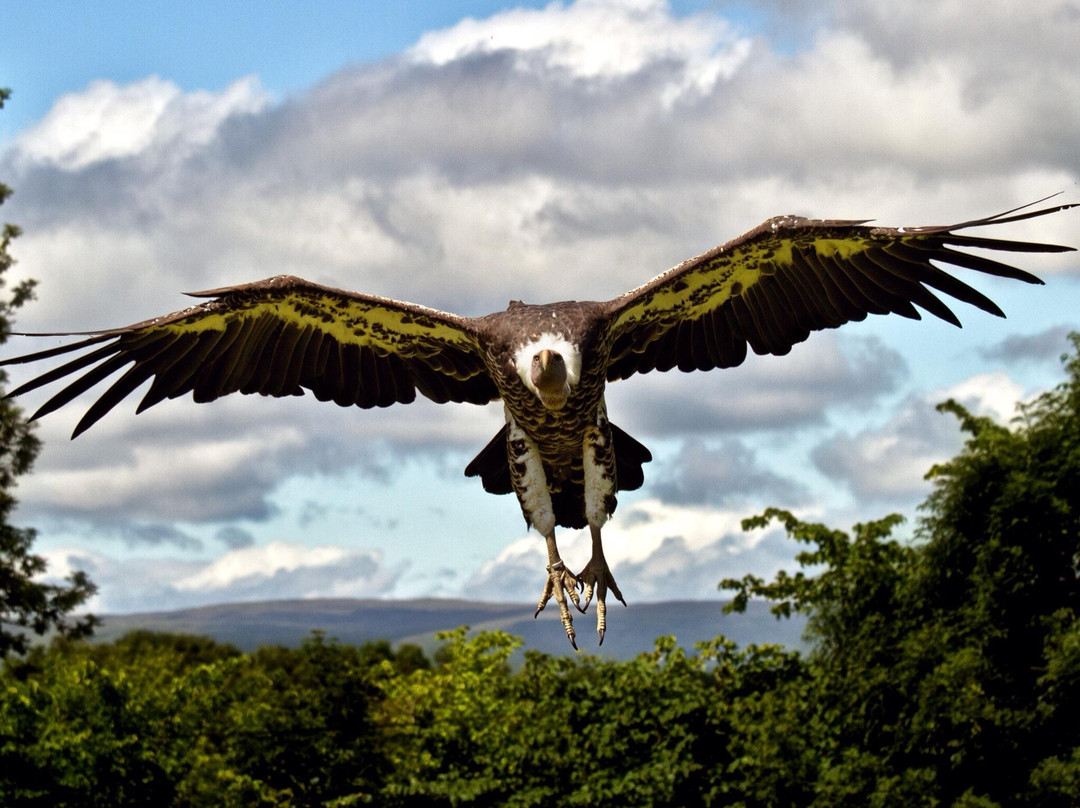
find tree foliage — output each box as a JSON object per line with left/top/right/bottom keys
{"left": 377, "top": 627, "right": 808, "bottom": 806}
{"left": 0, "top": 87, "right": 98, "bottom": 657}
{"left": 724, "top": 333, "right": 1080, "bottom": 805}
{"left": 1, "top": 632, "right": 416, "bottom": 806}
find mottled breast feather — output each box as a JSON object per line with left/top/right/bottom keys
{"left": 472, "top": 299, "right": 617, "bottom": 528}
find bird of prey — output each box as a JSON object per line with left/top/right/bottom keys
{"left": 1, "top": 199, "right": 1075, "bottom": 647}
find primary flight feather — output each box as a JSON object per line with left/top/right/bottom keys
{"left": 3, "top": 199, "right": 1075, "bottom": 647}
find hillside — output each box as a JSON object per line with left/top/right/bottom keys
{"left": 92, "top": 597, "right": 808, "bottom": 658}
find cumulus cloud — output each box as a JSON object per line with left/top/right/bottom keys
{"left": 40, "top": 549, "right": 204, "bottom": 614}
{"left": 467, "top": 497, "right": 799, "bottom": 602}
{"left": 649, "top": 438, "right": 808, "bottom": 507}
{"left": 42, "top": 541, "right": 405, "bottom": 614}
{"left": 827, "top": 0, "right": 1079, "bottom": 83}
{"left": 25, "top": 420, "right": 307, "bottom": 522}
{"left": 13, "top": 75, "right": 268, "bottom": 171}
{"left": 941, "top": 372, "right": 1028, "bottom": 424}
{"left": 12, "top": 370, "right": 504, "bottom": 532}
{"left": 978, "top": 325, "right": 1076, "bottom": 364}
{"left": 812, "top": 372, "right": 1028, "bottom": 502}
{"left": 609, "top": 334, "right": 907, "bottom": 437}
{"left": 408, "top": 0, "right": 753, "bottom": 101}
{"left": 173, "top": 541, "right": 398, "bottom": 598}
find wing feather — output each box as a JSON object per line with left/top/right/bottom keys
{"left": 716, "top": 308, "right": 748, "bottom": 368}
{"left": 2, "top": 275, "right": 497, "bottom": 436}
{"left": 827, "top": 252, "right": 905, "bottom": 317}
{"left": 812, "top": 251, "right": 878, "bottom": 317}
{"left": 264, "top": 320, "right": 307, "bottom": 397}
{"left": 335, "top": 343, "right": 361, "bottom": 407}
{"left": 74, "top": 362, "right": 159, "bottom": 438}
{"left": 858, "top": 249, "right": 960, "bottom": 326}
{"left": 33, "top": 354, "right": 135, "bottom": 423}
{"left": 138, "top": 332, "right": 218, "bottom": 410}
{"left": 5, "top": 342, "right": 119, "bottom": 401}
{"left": 207, "top": 315, "right": 274, "bottom": 398}
{"left": 192, "top": 318, "right": 248, "bottom": 402}
{"left": 803, "top": 250, "right": 866, "bottom": 321}
{"left": 844, "top": 252, "right": 922, "bottom": 320}
{"left": 604, "top": 200, "right": 1075, "bottom": 381}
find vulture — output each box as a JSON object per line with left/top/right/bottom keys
{"left": 1, "top": 199, "right": 1075, "bottom": 647}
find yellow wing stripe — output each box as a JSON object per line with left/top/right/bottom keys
{"left": 156, "top": 291, "right": 479, "bottom": 359}
{"left": 612, "top": 233, "right": 901, "bottom": 333}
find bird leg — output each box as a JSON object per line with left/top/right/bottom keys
{"left": 534, "top": 531, "right": 583, "bottom": 649}
{"left": 577, "top": 524, "right": 625, "bottom": 645}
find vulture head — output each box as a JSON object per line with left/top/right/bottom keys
{"left": 515, "top": 333, "right": 581, "bottom": 410}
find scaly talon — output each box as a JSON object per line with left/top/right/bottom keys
{"left": 577, "top": 525, "right": 626, "bottom": 645}
{"left": 534, "top": 557, "right": 581, "bottom": 649}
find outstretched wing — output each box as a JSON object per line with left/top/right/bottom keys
{"left": 1, "top": 275, "right": 499, "bottom": 437}
{"left": 603, "top": 200, "right": 1076, "bottom": 381}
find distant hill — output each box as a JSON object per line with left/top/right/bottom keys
{"left": 93, "top": 598, "right": 808, "bottom": 659}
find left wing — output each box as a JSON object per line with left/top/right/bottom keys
{"left": 1, "top": 275, "right": 499, "bottom": 438}
{"left": 602, "top": 200, "right": 1076, "bottom": 381}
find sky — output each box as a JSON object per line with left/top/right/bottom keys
{"left": 1, "top": 0, "right": 1078, "bottom": 626}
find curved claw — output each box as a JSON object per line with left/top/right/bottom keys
{"left": 534, "top": 560, "right": 581, "bottom": 649}
{"left": 577, "top": 553, "right": 626, "bottom": 645}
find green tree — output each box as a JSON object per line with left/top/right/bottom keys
{"left": 1, "top": 630, "right": 394, "bottom": 806}
{"left": 1, "top": 639, "right": 180, "bottom": 805}
{"left": 0, "top": 88, "right": 98, "bottom": 657}
{"left": 724, "top": 333, "right": 1080, "bottom": 806}
{"left": 378, "top": 626, "right": 807, "bottom": 807}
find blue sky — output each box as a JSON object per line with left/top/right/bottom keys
{"left": 1, "top": 0, "right": 751, "bottom": 137}
{"left": 1, "top": 0, "right": 546, "bottom": 131}
{"left": 1, "top": 0, "right": 1077, "bottom": 644}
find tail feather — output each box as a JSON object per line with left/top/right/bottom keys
{"left": 463, "top": 425, "right": 514, "bottom": 495}
{"left": 464, "top": 422, "right": 653, "bottom": 503}
{"left": 611, "top": 422, "right": 652, "bottom": 491}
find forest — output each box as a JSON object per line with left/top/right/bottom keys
{"left": 2, "top": 88, "right": 1079, "bottom": 807}
{"left": 2, "top": 334, "right": 1078, "bottom": 805}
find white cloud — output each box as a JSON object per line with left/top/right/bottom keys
{"left": 649, "top": 437, "right": 808, "bottom": 506}
{"left": 173, "top": 540, "right": 398, "bottom": 598}
{"left": 409, "top": 0, "right": 753, "bottom": 101}
{"left": 39, "top": 548, "right": 204, "bottom": 614}
{"left": 41, "top": 541, "right": 404, "bottom": 614}
{"left": 939, "top": 372, "right": 1026, "bottom": 424}
{"left": 13, "top": 75, "right": 268, "bottom": 171}
{"left": 811, "top": 371, "right": 1030, "bottom": 502}
{"left": 831, "top": 0, "right": 1079, "bottom": 81}
{"left": 467, "top": 497, "right": 797, "bottom": 601}
{"left": 12, "top": 389, "right": 503, "bottom": 532}
{"left": 26, "top": 428, "right": 306, "bottom": 520}
{"left": 609, "top": 333, "right": 907, "bottom": 437}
